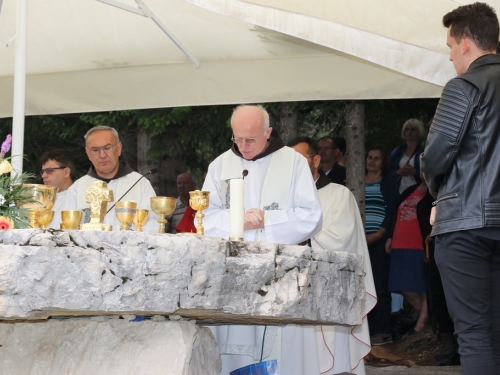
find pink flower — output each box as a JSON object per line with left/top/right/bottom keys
{"left": 1, "top": 134, "right": 11, "bottom": 154}
{"left": 0, "top": 216, "right": 14, "bottom": 230}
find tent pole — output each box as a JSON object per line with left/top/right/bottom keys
{"left": 10, "top": 0, "right": 27, "bottom": 176}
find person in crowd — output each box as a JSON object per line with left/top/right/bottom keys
{"left": 287, "top": 136, "right": 375, "bottom": 375}
{"left": 317, "top": 136, "right": 346, "bottom": 185}
{"left": 40, "top": 149, "right": 76, "bottom": 229}
{"left": 364, "top": 146, "right": 398, "bottom": 346}
{"left": 165, "top": 172, "right": 196, "bottom": 233}
{"left": 389, "top": 119, "right": 425, "bottom": 194}
{"left": 385, "top": 173, "right": 433, "bottom": 334}
{"left": 202, "top": 104, "right": 322, "bottom": 374}
{"left": 421, "top": 3, "right": 500, "bottom": 374}
{"left": 65, "top": 126, "right": 157, "bottom": 232}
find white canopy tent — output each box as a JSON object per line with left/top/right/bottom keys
{"left": 1, "top": 0, "right": 498, "bottom": 170}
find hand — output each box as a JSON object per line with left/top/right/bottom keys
{"left": 385, "top": 238, "right": 392, "bottom": 254}
{"left": 430, "top": 207, "right": 436, "bottom": 225}
{"left": 366, "top": 228, "right": 386, "bottom": 246}
{"left": 244, "top": 208, "right": 265, "bottom": 230}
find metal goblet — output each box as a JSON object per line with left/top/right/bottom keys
{"left": 61, "top": 210, "right": 82, "bottom": 230}
{"left": 150, "top": 196, "right": 176, "bottom": 234}
{"left": 133, "top": 209, "right": 149, "bottom": 232}
{"left": 38, "top": 210, "right": 54, "bottom": 229}
{"left": 189, "top": 190, "right": 210, "bottom": 235}
{"left": 20, "top": 184, "right": 58, "bottom": 228}
{"left": 115, "top": 201, "right": 137, "bottom": 231}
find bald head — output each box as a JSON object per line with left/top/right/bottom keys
{"left": 231, "top": 105, "right": 272, "bottom": 160}
{"left": 177, "top": 173, "right": 196, "bottom": 199}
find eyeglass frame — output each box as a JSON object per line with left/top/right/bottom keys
{"left": 87, "top": 141, "right": 121, "bottom": 155}
{"left": 40, "top": 166, "right": 67, "bottom": 176}
{"left": 231, "top": 130, "right": 268, "bottom": 145}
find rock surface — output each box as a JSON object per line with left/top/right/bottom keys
{"left": 0, "top": 319, "right": 221, "bottom": 375}
{"left": 0, "top": 230, "right": 365, "bottom": 325}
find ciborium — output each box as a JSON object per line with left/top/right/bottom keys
{"left": 150, "top": 196, "right": 176, "bottom": 234}
{"left": 20, "top": 184, "right": 58, "bottom": 228}
{"left": 133, "top": 209, "right": 149, "bottom": 232}
{"left": 61, "top": 210, "right": 82, "bottom": 230}
{"left": 189, "top": 190, "right": 210, "bottom": 235}
{"left": 115, "top": 201, "right": 137, "bottom": 231}
{"left": 38, "top": 210, "right": 54, "bottom": 229}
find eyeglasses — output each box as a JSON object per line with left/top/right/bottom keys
{"left": 87, "top": 141, "right": 120, "bottom": 155}
{"left": 317, "top": 146, "right": 336, "bottom": 151}
{"left": 40, "top": 166, "right": 66, "bottom": 176}
{"left": 231, "top": 130, "right": 267, "bottom": 145}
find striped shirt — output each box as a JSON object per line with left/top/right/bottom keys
{"left": 365, "top": 180, "right": 385, "bottom": 234}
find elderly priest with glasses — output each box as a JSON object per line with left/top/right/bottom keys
{"left": 202, "top": 104, "right": 323, "bottom": 374}
{"left": 64, "top": 126, "right": 158, "bottom": 232}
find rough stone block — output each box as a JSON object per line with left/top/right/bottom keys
{"left": 0, "top": 230, "right": 365, "bottom": 325}
{"left": 0, "top": 319, "right": 221, "bottom": 375}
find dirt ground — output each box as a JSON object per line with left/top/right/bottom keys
{"left": 382, "top": 326, "right": 442, "bottom": 366}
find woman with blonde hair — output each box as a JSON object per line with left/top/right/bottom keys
{"left": 389, "top": 119, "right": 426, "bottom": 194}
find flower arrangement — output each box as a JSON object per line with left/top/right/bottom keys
{"left": 0, "top": 135, "right": 37, "bottom": 229}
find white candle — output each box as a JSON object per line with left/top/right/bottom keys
{"left": 229, "top": 178, "right": 244, "bottom": 241}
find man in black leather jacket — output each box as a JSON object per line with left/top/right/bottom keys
{"left": 420, "top": 3, "right": 500, "bottom": 375}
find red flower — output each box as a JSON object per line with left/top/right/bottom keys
{"left": 0, "top": 216, "right": 14, "bottom": 230}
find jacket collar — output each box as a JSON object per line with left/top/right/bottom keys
{"left": 467, "top": 53, "right": 500, "bottom": 72}
{"left": 316, "top": 170, "right": 331, "bottom": 190}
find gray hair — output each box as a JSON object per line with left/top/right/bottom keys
{"left": 401, "top": 119, "right": 425, "bottom": 141}
{"left": 84, "top": 126, "right": 120, "bottom": 145}
{"left": 231, "top": 104, "right": 270, "bottom": 130}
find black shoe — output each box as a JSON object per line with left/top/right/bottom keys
{"left": 435, "top": 332, "right": 459, "bottom": 362}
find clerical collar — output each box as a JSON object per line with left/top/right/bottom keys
{"left": 87, "top": 160, "right": 134, "bottom": 183}
{"left": 316, "top": 170, "right": 331, "bottom": 190}
{"left": 230, "top": 128, "right": 285, "bottom": 161}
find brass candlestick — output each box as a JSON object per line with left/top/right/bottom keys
{"left": 115, "top": 201, "right": 137, "bottom": 231}
{"left": 189, "top": 190, "right": 210, "bottom": 235}
{"left": 20, "top": 184, "right": 58, "bottom": 228}
{"left": 150, "top": 196, "right": 176, "bottom": 234}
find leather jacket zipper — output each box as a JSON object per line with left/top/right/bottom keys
{"left": 432, "top": 193, "right": 459, "bottom": 206}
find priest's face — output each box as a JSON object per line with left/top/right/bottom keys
{"left": 231, "top": 106, "right": 271, "bottom": 160}
{"left": 85, "top": 130, "right": 122, "bottom": 179}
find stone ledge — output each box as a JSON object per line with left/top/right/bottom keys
{"left": 0, "top": 230, "right": 365, "bottom": 325}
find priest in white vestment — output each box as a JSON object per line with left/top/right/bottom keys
{"left": 287, "top": 137, "right": 377, "bottom": 375}
{"left": 65, "top": 126, "right": 158, "bottom": 232}
{"left": 202, "top": 105, "right": 323, "bottom": 374}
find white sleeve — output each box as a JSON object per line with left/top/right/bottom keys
{"left": 263, "top": 154, "right": 322, "bottom": 244}
{"left": 201, "top": 158, "right": 230, "bottom": 240}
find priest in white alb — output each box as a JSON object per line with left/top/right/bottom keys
{"left": 202, "top": 105, "right": 323, "bottom": 374}
{"left": 288, "top": 136, "right": 376, "bottom": 375}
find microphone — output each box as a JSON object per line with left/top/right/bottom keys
{"left": 106, "top": 168, "right": 158, "bottom": 214}
{"left": 242, "top": 169, "right": 248, "bottom": 179}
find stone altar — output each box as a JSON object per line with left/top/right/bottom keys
{"left": 0, "top": 229, "right": 366, "bottom": 374}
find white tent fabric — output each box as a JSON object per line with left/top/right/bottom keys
{"left": 0, "top": 0, "right": 463, "bottom": 119}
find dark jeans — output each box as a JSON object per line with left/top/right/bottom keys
{"left": 435, "top": 231, "right": 500, "bottom": 375}
{"left": 368, "top": 237, "right": 391, "bottom": 335}
{"left": 429, "top": 243, "right": 455, "bottom": 334}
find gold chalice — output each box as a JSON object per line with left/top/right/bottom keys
{"left": 38, "top": 210, "right": 54, "bottom": 229}
{"left": 61, "top": 210, "right": 82, "bottom": 230}
{"left": 189, "top": 190, "right": 210, "bottom": 235}
{"left": 133, "top": 209, "right": 149, "bottom": 232}
{"left": 115, "top": 201, "right": 137, "bottom": 231}
{"left": 150, "top": 196, "right": 176, "bottom": 234}
{"left": 19, "top": 184, "right": 58, "bottom": 228}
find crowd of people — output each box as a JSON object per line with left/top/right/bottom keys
{"left": 37, "top": 2, "right": 500, "bottom": 374}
